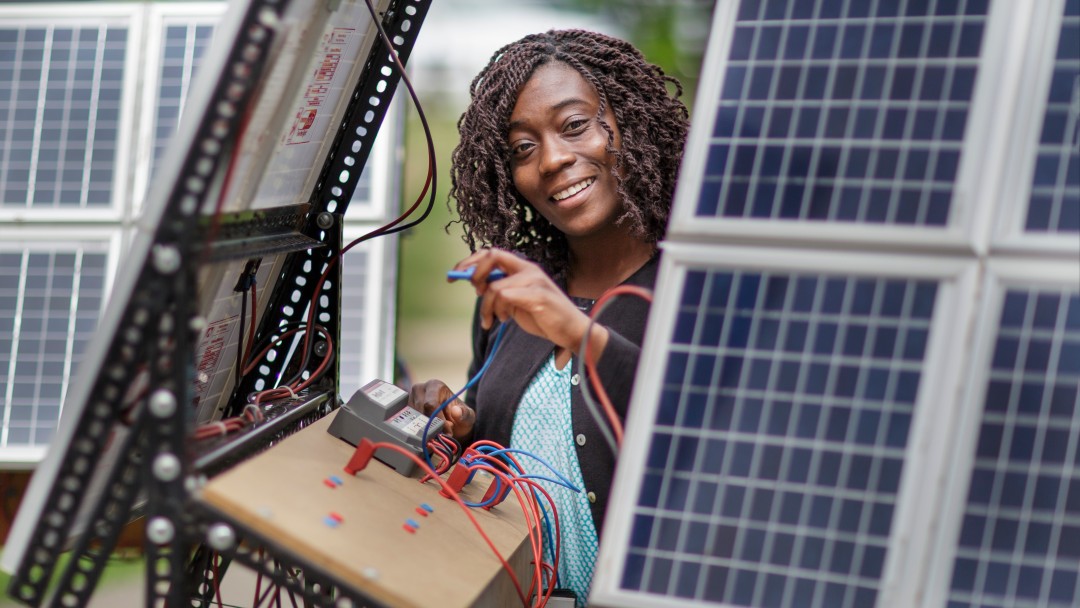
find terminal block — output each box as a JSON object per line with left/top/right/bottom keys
{"left": 327, "top": 379, "right": 445, "bottom": 477}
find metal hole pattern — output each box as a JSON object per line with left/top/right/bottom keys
{"left": 247, "top": 0, "right": 429, "bottom": 394}
{"left": 190, "top": 509, "right": 373, "bottom": 608}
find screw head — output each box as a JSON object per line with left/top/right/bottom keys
{"left": 207, "top": 523, "right": 236, "bottom": 551}
{"left": 316, "top": 212, "right": 335, "bottom": 230}
{"left": 149, "top": 390, "right": 176, "bottom": 418}
{"left": 153, "top": 453, "right": 181, "bottom": 482}
{"left": 147, "top": 517, "right": 174, "bottom": 544}
{"left": 152, "top": 245, "right": 181, "bottom": 274}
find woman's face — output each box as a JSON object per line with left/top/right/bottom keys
{"left": 506, "top": 62, "right": 622, "bottom": 241}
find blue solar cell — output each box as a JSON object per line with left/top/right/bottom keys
{"left": 947, "top": 287, "right": 1080, "bottom": 608}
{"left": 623, "top": 267, "right": 937, "bottom": 605}
{"left": 150, "top": 22, "right": 215, "bottom": 180}
{"left": 698, "top": 1, "right": 987, "bottom": 223}
{"left": 1025, "top": 5, "right": 1080, "bottom": 233}
{"left": 0, "top": 24, "right": 127, "bottom": 208}
{"left": 1, "top": 249, "right": 108, "bottom": 452}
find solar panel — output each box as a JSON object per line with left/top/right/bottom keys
{"left": 945, "top": 285, "right": 1080, "bottom": 608}
{"left": 604, "top": 248, "right": 944, "bottom": 607}
{"left": 1025, "top": 0, "right": 1080, "bottom": 233}
{"left": 0, "top": 20, "right": 128, "bottom": 209}
{"left": 687, "top": 0, "right": 988, "bottom": 227}
{"left": 0, "top": 1, "right": 404, "bottom": 454}
{"left": 593, "top": 2, "right": 1078, "bottom": 608}
{"left": 151, "top": 18, "right": 218, "bottom": 179}
{"left": 0, "top": 237, "right": 112, "bottom": 466}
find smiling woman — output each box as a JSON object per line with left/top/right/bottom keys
{"left": 406, "top": 29, "right": 689, "bottom": 606}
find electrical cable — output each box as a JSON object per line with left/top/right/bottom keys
{"left": 238, "top": 0, "right": 440, "bottom": 401}
{"left": 576, "top": 285, "right": 654, "bottom": 452}
{"left": 419, "top": 322, "right": 509, "bottom": 469}
{"left": 364, "top": 441, "right": 528, "bottom": 605}
{"left": 237, "top": 287, "right": 247, "bottom": 386}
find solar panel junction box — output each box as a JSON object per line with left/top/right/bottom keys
{"left": 327, "top": 379, "right": 445, "bottom": 477}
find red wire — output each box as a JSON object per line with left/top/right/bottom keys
{"left": 515, "top": 477, "right": 561, "bottom": 607}
{"left": 469, "top": 464, "right": 545, "bottom": 605}
{"left": 212, "top": 553, "right": 224, "bottom": 608}
{"left": 366, "top": 442, "right": 527, "bottom": 605}
{"left": 463, "top": 443, "right": 564, "bottom": 607}
{"left": 582, "top": 285, "right": 654, "bottom": 446}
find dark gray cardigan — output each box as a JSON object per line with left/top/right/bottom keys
{"left": 462, "top": 255, "right": 659, "bottom": 535}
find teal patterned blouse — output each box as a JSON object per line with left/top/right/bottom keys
{"left": 510, "top": 353, "right": 599, "bottom": 607}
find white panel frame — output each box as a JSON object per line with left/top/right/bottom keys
{"left": 0, "top": 3, "right": 145, "bottom": 223}
{"left": 666, "top": 0, "right": 1017, "bottom": 254}
{"left": 919, "top": 257, "right": 1080, "bottom": 608}
{"left": 591, "top": 241, "right": 980, "bottom": 608}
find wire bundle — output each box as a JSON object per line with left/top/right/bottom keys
{"left": 577, "top": 285, "right": 655, "bottom": 452}
{"left": 192, "top": 403, "right": 266, "bottom": 440}
{"left": 348, "top": 436, "right": 575, "bottom": 608}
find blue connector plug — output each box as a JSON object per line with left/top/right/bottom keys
{"left": 447, "top": 267, "right": 507, "bottom": 282}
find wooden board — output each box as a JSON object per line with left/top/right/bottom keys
{"left": 197, "top": 413, "right": 534, "bottom": 608}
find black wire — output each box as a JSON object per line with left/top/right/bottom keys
{"left": 361, "top": 0, "right": 437, "bottom": 236}
{"left": 238, "top": 288, "right": 247, "bottom": 386}
{"left": 277, "top": 0, "right": 438, "bottom": 396}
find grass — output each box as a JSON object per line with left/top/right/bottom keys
{"left": 0, "top": 547, "right": 145, "bottom": 607}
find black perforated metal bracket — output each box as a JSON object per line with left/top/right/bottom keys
{"left": 188, "top": 503, "right": 393, "bottom": 608}
{"left": 5, "top": 1, "right": 294, "bottom": 605}
{"left": 233, "top": 0, "right": 432, "bottom": 415}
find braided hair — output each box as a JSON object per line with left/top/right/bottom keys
{"left": 449, "top": 29, "right": 690, "bottom": 279}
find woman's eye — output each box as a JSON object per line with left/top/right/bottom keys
{"left": 566, "top": 119, "right": 589, "bottom": 132}
{"left": 511, "top": 142, "right": 533, "bottom": 156}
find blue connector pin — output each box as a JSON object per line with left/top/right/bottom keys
{"left": 447, "top": 266, "right": 507, "bottom": 282}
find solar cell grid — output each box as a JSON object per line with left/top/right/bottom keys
{"left": 0, "top": 23, "right": 126, "bottom": 208}
{"left": 151, "top": 22, "right": 215, "bottom": 178}
{"left": 1024, "top": 0, "right": 1080, "bottom": 233}
{"left": 339, "top": 246, "right": 370, "bottom": 396}
{"left": 621, "top": 267, "right": 937, "bottom": 607}
{"left": 699, "top": 0, "right": 988, "bottom": 225}
{"left": 1, "top": 249, "right": 108, "bottom": 451}
{"left": 946, "top": 287, "right": 1080, "bottom": 608}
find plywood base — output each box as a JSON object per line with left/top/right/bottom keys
{"left": 197, "top": 413, "right": 534, "bottom": 608}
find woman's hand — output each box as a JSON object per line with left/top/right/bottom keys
{"left": 406, "top": 379, "right": 475, "bottom": 441}
{"left": 452, "top": 248, "right": 608, "bottom": 357}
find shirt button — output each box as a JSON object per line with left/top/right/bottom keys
{"left": 570, "top": 374, "right": 580, "bottom": 386}
{"left": 587, "top": 492, "right": 596, "bottom": 503}
{"left": 576, "top": 434, "right": 586, "bottom": 446}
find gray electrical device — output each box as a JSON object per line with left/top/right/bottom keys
{"left": 327, "top": 379, "right": 445, "bottom": 477}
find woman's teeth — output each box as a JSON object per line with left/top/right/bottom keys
{"left": 552, "top": 178, "right": 595, "bottom": 201}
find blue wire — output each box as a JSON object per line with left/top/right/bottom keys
{"left": 421, "top": 322, "right": 508, "bottom": 470}
{"left": 475, "top": 447, "right": 581, "bottom": 492}
{"left": 536, "top": 499, "right": 561, "bottom": 589}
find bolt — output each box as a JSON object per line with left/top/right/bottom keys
{"left": 147, "top": 517, "right": 174, "bottom": 544}
{"left": 149, "top": 390, "right": 176, "bottom": 418}
{"left": 153, "top": 453, "right": 181, "bottom": 482}
{"left": 207, "top": 523, "right": 236, "bottom": 551}
{"left": 313, "top": 341, "right": 329, "bottom": 357}
{"left": 152, "top": 245, "right": 181, "bottom": 274}
{"left": 316, "top": 212, "right": 335, "bottom": 230}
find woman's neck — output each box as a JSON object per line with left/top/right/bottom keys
{"left": 566, "top": 234, "right": 655, "bottom": 299}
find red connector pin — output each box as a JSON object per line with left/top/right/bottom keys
{"left": 344, "top": 438, "right": 376, "bottom": 475}
{"left": 480, "top": 476, "right": 513, "bottom": 510}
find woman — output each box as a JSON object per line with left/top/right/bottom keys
{"left": 408, "top": 29, "right": 689, "bottom": 605}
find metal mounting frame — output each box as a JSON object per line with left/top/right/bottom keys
{"left": 3, "top": 0, "right": 432, "bottom": 606}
